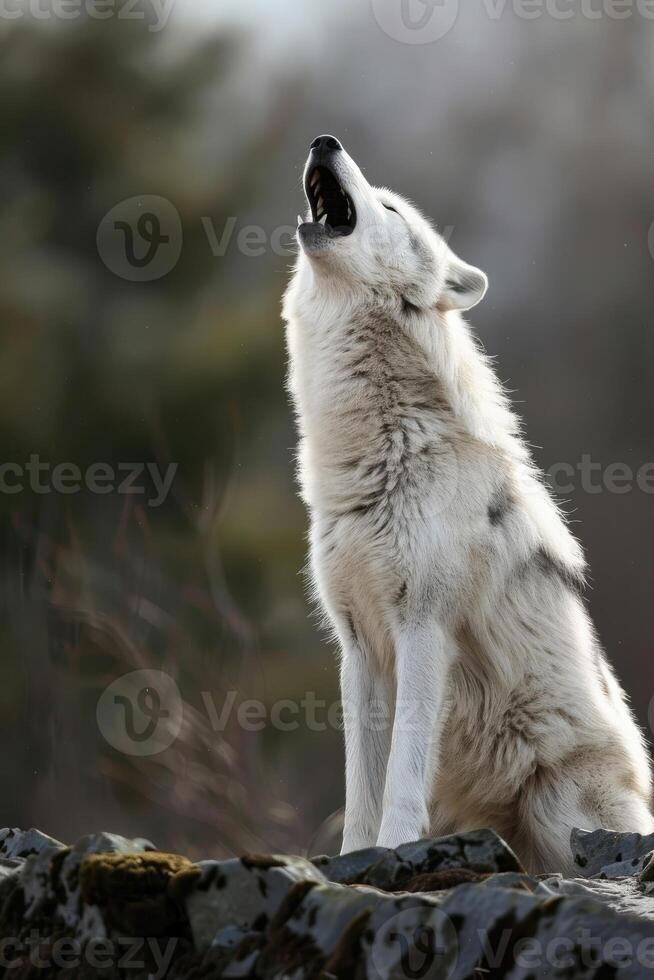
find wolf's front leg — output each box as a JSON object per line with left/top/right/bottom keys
{"left": 377, "top": 620, "right": 452, "bottom": 849}
{"left": 340, "top": 642, "right": 393, "bottom": 854}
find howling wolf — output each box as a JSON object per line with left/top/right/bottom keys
{"left": 283, "top": 134, "right": 652, "bottom": 872}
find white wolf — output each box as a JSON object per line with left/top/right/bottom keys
{"left": 283, "top": 135, "right": 653, "bottom": 872}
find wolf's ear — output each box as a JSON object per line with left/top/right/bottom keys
{"left": 438, "top": 254, "right": 488, "bottom": 312}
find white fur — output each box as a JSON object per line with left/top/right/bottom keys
{"left": 283, "top": 139, "right": 653, "bottom": 873}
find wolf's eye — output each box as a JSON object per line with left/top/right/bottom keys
{"left": 383, "top": 203, "right": 399, "bottom": 213}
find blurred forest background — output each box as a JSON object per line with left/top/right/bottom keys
{"left": 0, "top": 1, "right": 652, "bottom": 860}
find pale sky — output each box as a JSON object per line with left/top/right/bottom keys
{"left": 170, "top": 0, "right": 335, "bottom": 50}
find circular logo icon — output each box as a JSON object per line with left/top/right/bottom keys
{"left": 369, "top": 905, "right": 458, "bottom": 979}
{"left": 371, "top": 0, "right": 460, "bottom": 44}
{"left": 96, "top": 195, "right": 182, "bottom": 282}
{"left": 97, "top": 669, "right": 183, "bottom": 756}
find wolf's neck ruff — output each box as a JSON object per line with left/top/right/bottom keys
{"left": 297, "top": 305, "right": 465, "bottom": 522}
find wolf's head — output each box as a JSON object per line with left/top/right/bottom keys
{"left": 295, "top": 135, "right": 487, "bottom": 313}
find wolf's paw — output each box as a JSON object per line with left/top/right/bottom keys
{"left": 377, "top": 807, "right": 428, "bottom": 850}
{"left": 340, "top": 827, "right": 378, "bottom": 855}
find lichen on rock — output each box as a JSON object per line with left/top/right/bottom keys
{"left": 3, "top": 825, "right": 654, "bottom": 977}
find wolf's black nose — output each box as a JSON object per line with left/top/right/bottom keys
{"left": 310, "top": 135, "right": 342, "bottom": 152}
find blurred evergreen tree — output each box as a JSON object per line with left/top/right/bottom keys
{"left": 0, "top": 11, "right": 324, "bottom": 857}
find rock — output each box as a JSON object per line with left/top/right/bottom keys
{"left": 538, "top": 873, "right": 654, "bottom": 920}
{"left": 639, "top": 852, "right": 654, "bottom": 897}
{"left": 22, "top": 832, "right": 158, "bottom": 932}
{"left": 572, "top": 827, "right": 654, "bottom": 878}
{"left": 313, "top": 828, "right": 523, "bottom": 891}
{"left": 213, "top": 871, "right": 654, "bottom": 979}
{"left": 181, "top": 852, "right": 327, "bottom": 951}
{"left": 0, "top": 827, "right": 64, "bottom": 860}
{"left": 437, "top": 881, "right": 654, "bottom": 979}
{"left": 478, "top": 870, "right": 539, "bottom": 892}
{"left": 362, "top": 892, "right": 458, "bottom": 980}
{"left": 5, "top": 825, "right": 654, "bottom": 977}
{"left": 258, "top": 879, "right": 386, "bottom": 978}
{"left": 0, "top": 858, "right": 23, "bottom": 881}
{"left": 312, "top": 845, "right": 388, "bottom": 884}
{"left": 79, "top": 850, "right": 194, "bottom": 937}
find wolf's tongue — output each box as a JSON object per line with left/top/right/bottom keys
{"left": 327, "top": 224, "right": 354, "bottom": 238}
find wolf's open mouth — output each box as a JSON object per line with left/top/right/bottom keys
{"left": 304, "top": 166, "right": 356, "bottom": 237}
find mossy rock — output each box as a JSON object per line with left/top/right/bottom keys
{"left": 78, "top": 852, "right": 195, "bottom": 937}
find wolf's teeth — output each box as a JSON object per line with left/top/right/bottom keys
{"left": 311, "top": 173, "right": 320, "bottom": 188}
{"left": 297, "top": 214, "right": 303, "bottom": 226}
{"left": 317, "top": 196, "right": 324, "bottom": 212}
{"left": 319, "top": 213, "right": 328, "bottom": 225}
